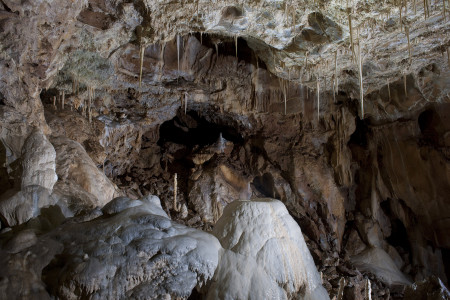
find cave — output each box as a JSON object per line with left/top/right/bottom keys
{"left": 0, "top": 1, "right": 449, "bottom": 299}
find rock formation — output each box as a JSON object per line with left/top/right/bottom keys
{"left": 0, "top": 0, "right": 449, "bottom": 298}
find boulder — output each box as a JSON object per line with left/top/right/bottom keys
{"left": 51, "top": 136, "right": 116, "bottom": 208}
{"left": 43, "top": 195, "right": 221, "bottom": 299}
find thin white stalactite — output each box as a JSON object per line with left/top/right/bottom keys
{"left": 404, "top": 74, "right": 408, "bottom": 96}
{"left": 177, "top": 35, "right": 181, "bottom": 77}
{"left": 62, "top": 90, "right": 65, "bottom": 110}
{"left": 139, "top": 44, "right": 145, "bottom": 89}
{"left": 406, "top": 26, "right": 412, "bottom": 62}
{"left": 317, "top": 79, "right": 320, "bottom": 120}
{"left": 173, "top": 173, "right": 178, "bottom": 212}
{"left": 358, "top": 40, "right": 364, "bottom": 118}
{"left": 387, "top": 79, "right": 391, "bottom": 101}
{"left": 235, "top": 35, "right": 238, "bottom": 59}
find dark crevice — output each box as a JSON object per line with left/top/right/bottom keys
{"left": 192, "top": 32, "right": 267, "bottom": 70}
{"left": 348, "top": 117, "right": 369, "bottom": 148}
{"left": 0, "top": 0, "right": 13, "bottom": 13}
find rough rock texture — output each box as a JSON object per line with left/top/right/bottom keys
{"left": 205, "top": 199, "right": 329, "bottom": 300}
{"left": 51, "top": 136, "right": 117, "bottom": 211}
{"left": 0, "top": 0, "right": 449, "bottom": 298}
{"left": 0, "top": 186, "right": 55, "bottom": 227}
{"left": 21, "top": 129, "right": 57, "bottom": 190}
{"left": 0, "top": 195, "right": 221, "bottom": 300}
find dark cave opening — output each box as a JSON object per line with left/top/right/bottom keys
{"left": 387, "top": 219, "right": 411, "bottom": 256}
{"left": 418, "top": 108, "right": 441, "bottom": 146}
{"left": 157, "top": 109, "right": 245, "bottom": 207}
{"left": 348, "top": 117, "right": 369, "bottom": 148}
{"left": 192, "top": 32, "right": 267, "bottom": 69}
{"left": 253, "top": 173, "right": 279, "bottom": 199}
{"left": 158, "top": 109, "right": 243, "bottom": 148}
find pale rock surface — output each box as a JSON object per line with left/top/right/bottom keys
{"left": 205, "top": 198, "right": 329, "bottom": 300}
{"left": 51, "top": 136, "right": 116, "bottom": 209}
{"left": 351, "top": 247, "right": 412, "bottom": 287}
{"left": 21, "top": 129, "right": 57, "bottom": 190}
{"left": 43, "top": 195, "right": 221, "bottom": 299}
{"left": 0, "top": 186, "right": 56, "bottom": 227}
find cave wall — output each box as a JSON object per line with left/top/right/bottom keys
{"left": 0, "top": 0, "right": 449, "bottom": 299}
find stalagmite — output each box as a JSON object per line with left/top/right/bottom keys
{"left": 365, "top": 279, "right": 372, "bottom": 300}
{"left": 337, "top": 277, "right": 346, "bottom": 300}
{"left": 139, "top": 44, "right": 145, "bottom": 89}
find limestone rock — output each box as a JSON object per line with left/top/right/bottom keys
{"left": 205, "top": 198, "right": 330, "bottom": 300}
{"left": 0, "top": 186, "right": 56, "bottom": 227}
{"left": 43, "top": 195, "right": 221, "bottom": 299}
{"left": 21, "top": 129, "right": 57, "bottom": 191}
{"left": 189, "top": 163, "right": 250, "bottom": 223}
{"left": 51, "top": 136, "right": 116, "bottom": 208}
{"left": 404, "top": 276, "right": 450, "bottom": 300}
{"left": 351, "top": 247, "right": 412, "bottom": 287}
{"left": 0, "top": 235, "right": 63, "bottom": 300}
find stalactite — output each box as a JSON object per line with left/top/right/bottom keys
{"left": 399, "top": 1, "right": 403, "bottom": 32}
{"left": 404, "top": 73, "right": 407, "bottom": 96}
{"left": 317, "top": 79, "right": 320, "bottom": 120}
{"left": 53, "top": 96, "right": 56, "bottom": 109}
{"left": 443, "top": 0, "right": 447, "bottom": 20}
{"left": 215, "top": 43, "right": 219, "bottom": 59}
{"left": 62, "top": 90, "right": 65, "bottom": 110}
{"left": 365, "top": 279, "right": 372, "bottom": 300}
{"left": 139, "top": 44, "right": 145, "bottom": 89}
{"left": 387, "top": 79, "right": 391, "bottom": 101}
{"left": 358, "top": 42, "right": 364, "bottom": 118}
{"left": 334, "top": 50, "right": 338, "bottom": 101}
{"left": 235, "top": 35, "right": 238, "bottom": 59}
{"left": 173, "top": 173, "right": 179, "bottom": 212}
{"left": 200, "top": 32, "right": 203, "bottom": 45}
{"left": 337, "top": 277, "right": 346, "bottom": 300}
{"left": 177, "top": 35, "right": 181, "bottom": 77}
{"left": 406, "top": 26, "right": 412, "bottom": 62}
{"left": 447, "top": 47, "right": 450, "bottom": 67}
{"left": 88, "top": 87, "right": 92, "bottom": 123}
{"left": 184, "top": 92, "right": 188, "bottom": 114}
{"left": 414, "top": 0, "right": 417, "bottom": 14}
